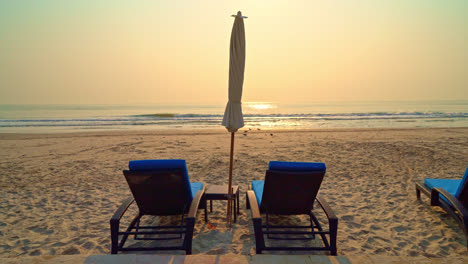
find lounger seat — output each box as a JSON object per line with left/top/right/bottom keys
{"left": 190, "top": 182, "right": 204, "bottom": 197}
{"left": 415, "top": 165, "right": 468, "bottom": 250}
{"left": 424, "top": 179, "right": 460, "bottom": 198}
{"left": 110, "top": 159, "right": 206, "bottom": 254}
{"left": 251, "top": 181, "right": 264, "bottom": 207}
{"left": 246, "top": 161, "right": 338, "bottom": 255}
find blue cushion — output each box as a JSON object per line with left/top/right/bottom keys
{"left": 268, "top": 161, "right": 326, "bottom": 172}
{"left": 190, "top": 182, "right": 204, "bottom": 197}
{"left": 424, "top": 178, "right": 461, "bottom": 199}
{"left": 252, "top": 180, "right": 265, "bottom": 207}
{"left": 128, "top": 159, "right": 197, "bottom": 200}
{"left": 455, "top": 166, "right": 468, "bottom": 198}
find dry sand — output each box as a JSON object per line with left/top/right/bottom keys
{"left": 0, "top": 127, "right": 467, "bottom": 258}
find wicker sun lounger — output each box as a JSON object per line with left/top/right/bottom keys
{"left": 110, "top": 159, "right": 205, "bottom": 254}
{"left": 246, "top": 161, "right": 338, "bottom": 255}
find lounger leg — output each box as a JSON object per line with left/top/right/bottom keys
{"left": 253, "top": 218, "right": 265, "bottom": 254}
{"left": 237, "top": 190, "right": 240, "bottom": 214}
{"left": 110, "top": 219, "right": 119, "bottom": 254}
{"left": 184, "top": 218, "right": 195, "bottom": 255}
{"left": 246, "top": 192, "right": 250, "bottom": 209}
{"left": 329, "top": 217, "right": 338, "bottom": 256}
{"left": 416, "top": 186, "right": 421, "bottom": 200}
{"left": 430, "top": 191, "right": 440, "bottom": 206}
{"left": 204, "top": 198, "right": 208, "bottom": 222}
{"left": 233, "top": 195, "right": 237, "bottom": 223}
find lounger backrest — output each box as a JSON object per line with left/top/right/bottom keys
{"left": 128, "top": 159, "right": 193, "bottom": 199}
{"left": 124, "top": 159, "right": 193, "bottom": 215}
{"left": 261, "top": 161, "right": 326, "bottom": 215}
{"left": 455, "top": 166, "right": 468, "bottom": 206}
{"left": 123, "top": 169, "right": 190, "bottom": 215}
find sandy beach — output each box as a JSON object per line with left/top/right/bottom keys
{"left": 0, "top": 127, "right": 467, "bottom": 258}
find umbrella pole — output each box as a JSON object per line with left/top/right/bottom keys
{"left": 227, "top": 132, "right": 235, "bottom": 226}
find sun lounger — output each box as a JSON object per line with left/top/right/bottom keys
{"left": 246, "top": 161, "right": 338, "bottom": 255}
{"left": 415, "top": 165, "right": 468, "bottom": 249}
{"left": 110, "top": 159, "right": 205, "bottom": 254}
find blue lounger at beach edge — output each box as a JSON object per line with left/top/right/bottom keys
{"left": 416, "top": 165, "right": 468, "bottom": 250}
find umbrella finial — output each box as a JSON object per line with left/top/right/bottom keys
{"left": 231, "top": 11, "right": 248, "bottom": 19}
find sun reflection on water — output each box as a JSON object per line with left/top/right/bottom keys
{"left": 244, "top": 102, "right": 277, "bottom": 110}
{"left": 242, "top": 102, "right": 280, "bottom": 129}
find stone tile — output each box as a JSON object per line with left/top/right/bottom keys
{"left": 217, "top": 255, "right": 250, "bottom": 264}
{"left": 136, "top": 255, "right": 175, "bottom": 264}
{"left": 251, "top": 255, "right": 313, "bottom": 264}
{"left": 184, "top": 255, "right": 220, "bottom": 264}
{"left": 85, "top": 254, "right": 137, "bottom": 264}
{"left": 6, "top": 254, "right": 468, "bottom": 264}
{"left": 332, "top": 256, "right": 353, "bottom": 264}
{"left": 169, "top": 255, "right": 189, "bottom": 264}
{"left": 43, "top": 255, "right": 89, "bottom": 264}
{"left": 344, "top": 256, "right": 374, "bottom": 264}
{"left": 308, "top": 255, "right": 335, "bottom": 264}
{"left": 0, "top": 255, "right": 88, "bottom": 264}
{"left": 427, "top": 257, "right": 468, "bottom": 264}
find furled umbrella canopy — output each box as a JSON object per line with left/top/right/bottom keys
{"left": 222, "top": 11, "right": 246, "bottom": 132}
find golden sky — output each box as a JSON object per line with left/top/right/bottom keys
{"left": 1, "top": 0, "right": 467, "bottom": 104}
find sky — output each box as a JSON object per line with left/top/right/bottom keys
{"left": 0, "top": 0, "right": 467, "bottom": 105}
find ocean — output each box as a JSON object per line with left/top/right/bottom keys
{"left": 0, "top": 100, "right": 467, "bottom": 133}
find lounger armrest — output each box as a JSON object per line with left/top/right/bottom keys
{"left": 316, "top": 195, "right": 338, "bottom": 222}
{"left": 432, "top": 188, "right": 468, "bottom": 222}
{"left": 316, "top": 195, "right": 338, "bottom": 255}
{"left": 110, "top": 197, "right": 134, "bottom": 223}
{"left": 247, "top": 190, "right": 261, "bottom": 219}
{"left": 188, "top": 186, "right": 205, "bottom": 219}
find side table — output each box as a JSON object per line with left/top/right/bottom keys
{"left": 203, "top": 185, "right": 240, "bottom": 223}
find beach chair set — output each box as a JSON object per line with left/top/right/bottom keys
{"left": 110, "top": 159, "right": 338, "bottom": 255}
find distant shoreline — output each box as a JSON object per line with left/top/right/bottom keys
{"left": 1, "top": 126, "right": 467, "bottom": 139}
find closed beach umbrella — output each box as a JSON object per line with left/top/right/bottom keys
{"left": 222, "top": 11, "right": 247, "bottom": 225}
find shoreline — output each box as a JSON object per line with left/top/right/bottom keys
{"left": 1, "top": 126, "right": 467, "bottom": 139}
{"left": 1, "top": 127, "right": 467, "bottom": 257}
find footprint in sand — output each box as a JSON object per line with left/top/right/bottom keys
{"left": 27, "top": 226, "right": 53, "bottom": 235}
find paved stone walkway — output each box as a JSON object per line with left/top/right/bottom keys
{"left": 2, "top": 255, "right": 468, "bottom": 263}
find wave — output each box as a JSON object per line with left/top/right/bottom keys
{"left": 135, "top": 113, "right": 176, "bottom": 118}
{"left": 1, "top": 111, "right": 467, "bottom": 122}
{"left": 133, "top": 111, "right": 468, "bottom": 119}
{"left": 0, "top": 111, "right": 466, "bottom": 129}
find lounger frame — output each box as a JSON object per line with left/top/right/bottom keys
{"left": 416, "top": 182, "right": 468, "bottom": 249}
{"left": 246, "top": 170, "right": 338, "bottom": 255}
{"left": 110, "top": 169, "right": 205, "bottom": 254}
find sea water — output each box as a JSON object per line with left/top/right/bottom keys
{"left": 0, "top": 100, "right": 467, "bottom": 133}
